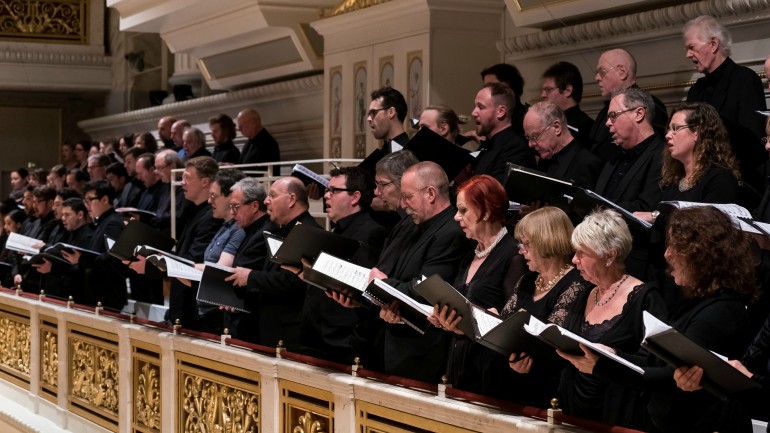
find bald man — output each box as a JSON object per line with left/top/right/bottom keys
{"left": 588, "top": 48, "right": 668, "bottom": 162}
{"left": 237, "top": 108, "right": 280, "bottom": 175}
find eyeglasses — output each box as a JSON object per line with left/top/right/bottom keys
{"left": 401, "top": 186, "right": 429, "bottom": 200}
{"left": 517, "top": 240, "right": 530, "bottom": 251}
{"left": 367, "top": 107, "right": 388, "bottom": 118}
{"left": 228, "top": 201, "right": 254, "bottom": 212}
{"left": 667, "top": 124, "right": 696, "bottom": 134}
{"left": 325, "top": 186, "right": 353, "bottom": 196}
{"left": 84, "top": 196, "right": 101, "bottom": 203}
{"left": 524, "top": 123, "right": 554, "bottom": 143}
{"left": 541, "top": 86, "right": 557, "bottom": 95}
{"left": 762, "top": 137, "right": 770, "bottom": 145}
{"left": 375, "top": 180, "right": 395, "bottom": 190}
{"left": 607, "top": 107, "right": 641, "bottom": 123}
{"left": 595, "top": 65, "right": 617, "bottom": 79}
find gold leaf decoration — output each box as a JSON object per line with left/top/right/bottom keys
{"left": 293, "top": 411, "right": 326, "bottom": 433}
{"left": 0, "top": 316, "right": 30, "bottom": 374}
{"left": 181, "top": 374, "right": 259, "bottom": 433}
{"left": 329, "top": 0, "right": 391, "bottom": 17}
{"left": 41, "top": 330, "right": 57, "bottom": 387}
{"left": 70, "top": 339, "right": 119, "bottom": 413}
{"left": 0, "top": 0, "right": 87, "bottom": 42}
{"left": 136, "top": 361, "right": 161, "bottom": 430}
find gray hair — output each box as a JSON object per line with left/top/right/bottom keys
{"left": 231, "top": 177, "right": 267, "bottom": 211}
{"left": 185, "top": 127, "right": 207, "bottom": 147}
{"left": 157, "top": 149, "right": 184, "bottom": 168}
{"left": 612, "top": 87, "right": 655, "bottom": 125}
{"left": 683, "top": 15, "right": 731, "bottom": 57}
{"left": 571, "top": 208, "right": 632, "bottom": 262}
{"left": 375, "top": 150, "right": 419, "bottom": 187}
{"left": 528, "top": 101, "right": 567, "bottom": 127}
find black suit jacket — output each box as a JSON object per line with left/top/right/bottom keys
{"left": 82, "top": 208, "right": 129, "bottom": 309}
{"left": 594, "top": 134, "right": 664, "bottom": 213}
{"left": 565, "top": 105, "right": 595, "bottom": 148}
{"left": 239, "top": 128, "right": 280, "bottom": 176}
{"left": 538, "top": 139, "right": 604, "bottom": 189}
{"left": 242, "top": 211, "right": 319, "bottom": 347}
{"left": 212, "top": 140, "right": 241, "bottom": 164}
{"left": 300, "top": 210, "right": 387, "bottom": 363}
{"left": 167, "top": 202, "right": 221, "bottom": 326}
{"left": 379, "top": 205, "right": 470, "bottom": 382}
{"left": 687, "top": 57, "right": 767, "bottom": 186}
{"left": 474, "top": 126, "right": 536, "bottom": 185}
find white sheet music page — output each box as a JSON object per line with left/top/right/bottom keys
{"left": 312, "top": 252, "right": 370, "bottom": 291}
{"left": 472, "top": 305, "right": 502, "bottom": 336}
{"left": 163, "top": 257, "right": 203, "bottom": 281}
{"left": 266, "top": 237, "right": 283, "bottom": 256}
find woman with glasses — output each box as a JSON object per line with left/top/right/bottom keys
{"left": 634, "top": 103, "right": 740, "bottom": 224}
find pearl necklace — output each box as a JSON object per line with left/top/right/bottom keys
{"left": 678, "top": 177, "right": 694, "bottom": 192}
{"left": 535, "top": 264, "right": 573, "bottom": 293}
{"left": 594, "top": 274, "right": 629, "bottom": 306}
{"left": 474, "top": 227, "right": 508, "bottom": 259}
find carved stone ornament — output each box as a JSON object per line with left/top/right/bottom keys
{"left": 41, "top": 330, "right": 57, "bottom": 387}
{"left": 181, "top": 374, "right": 259, "bottom": 433}
{"left": 329, "top": 0, "right": 392, "bottom": 17}
{"left": 136, "top": 361, "right": 161, "bottom": 431}
{"left": 0, "top": 316, "right": 30, "bottom": 375}
{"left": 292, "top": 411, "right": 326, "bottom": 433}
{"left": 70, "top": 339, "right": 119, "bottom": 414}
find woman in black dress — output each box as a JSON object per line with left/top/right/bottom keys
{"left": 566, "top": 206, "right": 758, "bottom": 432}
{"left": 430, "top": 175, "right": 519, "bottom": 399}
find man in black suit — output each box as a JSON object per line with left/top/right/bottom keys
{"left": 237, "top": 108, "right": 280, "bottom": 175}
{"left": 62, "top": 181, "right": 128, "bottom": 309}
{"left": 524, "top": 101, "right": 604, "bottom": 189}
{"left": 594, "top": 87, "right": 664, "bottom": 279}
{"left": 683, "top": 15, "right": 767, "bottom": 190}
{"left": 182, "top": 127, "right": 212, "bottom": 160}
{"left": 589, "top": 48, "right": 668, "bottom": 162}
{"left": 298, "top": 166, "right": 387, "bottom": 363}
{"left": 227, "top": 176, "right": 316, "bottom": 347}
{"left": 481, "top": 63, "right": 529, "bottom": 138}
{"left": 373, "top": 161, "right": 469, "bottom": 382}
{"left": 367, "top": 87, "right": 409, "bottom": 154}
{"left": 471, "top": 82, "right": 536, "bottom": 184}
{"left": 209, "top": 113, "right": 240, "bottom": 164}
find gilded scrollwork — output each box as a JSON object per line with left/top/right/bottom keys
{"left": 136, "top": 361, "right": 161, "bottom": 431}
{"left": 41, "top": 330, "right": 57, "bottom": 387}
{"left": 70, "top": 339, "right": 119, "bottom": 414}
{"left": 0, "top": 0, "right": 86, "bottom": 41}
{"left": 329, "top": 0, "right": 391, "bottom": 17}
{"left": 293, "top": 411, "right": 326, "bottom": 433}
{"left": 0, "top": 316, "right": 31, "bottom": 375}
{"left": 181, "top": 374, "right": 259, "bottom": 433}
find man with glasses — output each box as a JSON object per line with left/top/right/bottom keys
{"left": 589, "top": 48, "right": 668, "bottom": 162}
{"left": 594, "top": 87, "right": 663, "bottom": 279}
{"left": 86, "top": 154, "right": 109, "bottom": 182}
{"left": 524, "top": 102, "right": 603, "bottom": 189}
{"left": 541, "top": 61, "right": 594, "bottom": 148}
{"left": 299, "top": 166, "right": 387, "bottom": 363}
{"left": 62, "top": 181, "right": 128, "bottom": 309}
{"left": 471, "top": 82, "right": 536, "bottom": 184}
{"left": 226, "top": 176, "right": 318, "bottom": 346}
{"left": 154, "top": 149, "right": 189, "bottom": 234}
{"left": 367, "top": 87, "right": 409, "bottom": 153}
{"left": 372, "top": 161, "right": 469, "bottom": 382}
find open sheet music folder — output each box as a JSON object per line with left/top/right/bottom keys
{"left": 363, "top": 278, "right": 432, "bottom": 334}
{"left": 266, "top": 224, "right": 362, "bottom": 267}
{"left": 108, "top": 220, "right": 176, "bottom": 261}
{"left": 302, "top": 252, "right": 371, "bottom": 306}
{"left": 196, "top": 264, "right": 249, "bottom": 313}
{"left": 641, "top": 311, "right": 760, "bottom": 400}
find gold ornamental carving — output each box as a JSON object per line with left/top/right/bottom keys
{"left": 329, "top": 0, "right": 391, "bottom": 17}
{"left": 0, "top": 0, "right": 87, "bottom": 43}
{"left": 135, "top": 361, "right": 161, "bottom": 431}
{"left": 181, "top": 374, "right": 259, "bottom": 433}
{"left": 0, "top": 316, "right": 31, "bottom": 375}
{"left": 70, "top": 339, "right": 119, "bottom": 414}
{"left": 293, "top": 411, "right": 326, "bottom": 433}
{"left": 41, "top": 330, "right": 57, "bottom": 387}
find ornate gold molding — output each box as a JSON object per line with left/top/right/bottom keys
{"left": 135, "top": 360, "right": 161, "bottom": 431}
{"left": 69, "top": 335, "right": 120, "bottom": 426}
{"left": 0, "top": 315, "right": 31, "bottom": 378}
{"left": 0, "top": 0, "right": 88, "bottom": 43}
{"left": 180, "top": 374, "right": 259, "bottom": 433}
{"left": 501, "top": 0, "right": 770, "bottom": 53}
{"left": 41, "top": 330, "right": 57, "bottom": 388}
{"left": 293, "top": 411, "right": 327, "bottom": 433}
{"left": 328, "top": 0, "right": 392, "bottom": 17}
